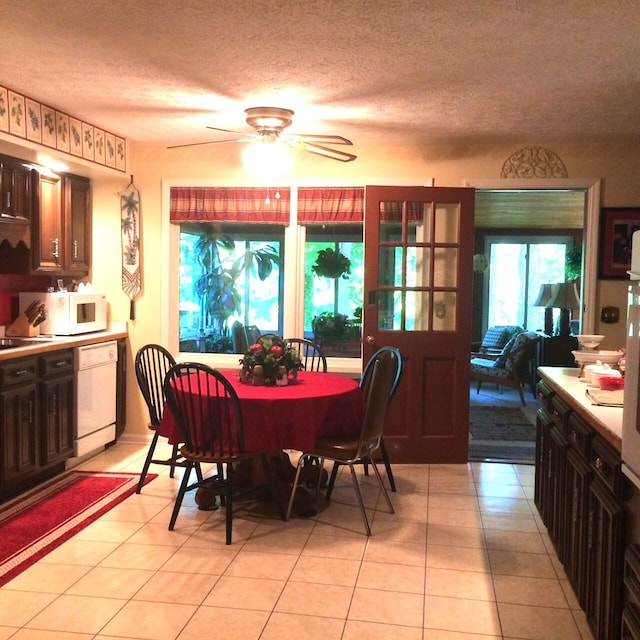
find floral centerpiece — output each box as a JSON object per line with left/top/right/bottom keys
{"left": 239, "top": 335, "right": 302, "bottom": 385}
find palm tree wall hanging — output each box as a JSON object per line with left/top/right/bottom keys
{"left": 120, "top": 175, "right": 140, "bottom": 320}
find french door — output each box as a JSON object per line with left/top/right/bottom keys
{"left": 363, "top": 185, "right": 475, "bottom": 463}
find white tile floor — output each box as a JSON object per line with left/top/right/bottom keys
{"left": 0, "top": 438, "right": 595, "bottom": 640}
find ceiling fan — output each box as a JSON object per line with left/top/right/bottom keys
{"left": 168, "top": 106, "right": 357, "bottom": 162}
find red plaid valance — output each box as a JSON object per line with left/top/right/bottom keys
{"left": 169, "top": 187, "right": 290, "bottom": 223}
{"left": 297, "top": 187, "right": 364, "bottom": 223}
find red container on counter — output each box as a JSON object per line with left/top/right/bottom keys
{"left": 599, "top": 376, "right": 625, "bottom": 391}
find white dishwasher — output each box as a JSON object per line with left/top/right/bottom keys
{"left": 73, "top": 340, "right": 118, "bottom": 460}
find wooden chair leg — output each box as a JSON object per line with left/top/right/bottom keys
{"left": 168, "top": 462, "right": 193, "bottom": 530}
{"left": 169, "top": 443, "right": 179, "bottom": 477}
{"left": 136, "top": 430, "right": 160, "bottom": 494}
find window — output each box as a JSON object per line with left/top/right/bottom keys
{"left": 179, "top": 224, "right": 284, "bottom": 352}
{"left": 170, "top": 185, "right": 364, "bottom": 359}
{"left": 485, "top": 235, "right": 573, "bottom": 331}
{"left": 304, "top": 225, "right": 363, "bottom": 357}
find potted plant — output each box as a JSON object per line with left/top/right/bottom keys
{"left": 311, "top": 248, "right": 351, "bottom": 279}
{"left": 193, "top": 232, "right": 280, "bottom": 351}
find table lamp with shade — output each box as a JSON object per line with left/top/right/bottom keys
{"left": 533, "top": 283, "right": 555, "bottom": 335}
{"left": 547, "top": 282, "right": 580, "bottom": 337}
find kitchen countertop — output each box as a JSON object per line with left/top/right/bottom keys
{"left": 0, "top": 327, "right": 127, "bottom": 361}
{"left": 538, "top": 366, "right": 623, "bottom": 451}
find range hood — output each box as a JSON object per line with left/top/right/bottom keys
{"left": 0, "top": 214, "right": 30, "bottom": 248}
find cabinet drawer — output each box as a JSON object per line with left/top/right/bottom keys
{"left": 567, "top": 412, "right": 594, "bottom": 457}
{"left": 622, "top": 603, "right": 640, "bottom": 640}
{"left": 0, "top": 357, "right": 37, "bottom": 387}
{"left": 625, "top": 544, "right": 640, "bottom": 608}
{"left": 39, "top": 350, "right": 74, "bottom": 377}
{"left": 590, "top": 435, "right": 625, "bottom": 497}
{"left": 550, "top": 394, "right": 571, "bottom": 430}
{"left": 536, "top": 379, "right": 555, "bottom": 409}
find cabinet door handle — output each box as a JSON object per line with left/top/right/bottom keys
{"left": 54, "top": 360, "right": 67, "bottom": 368}
{"left": 5, "top": 191, "right": 10, "bottom": 210}
{"left": 14, "top": 368, "right": 29, "bottom": 377}
{"left": 52, "top": 237, "right": 59, "bottom": 261}
{"left": 587, "top": 509, "right": 594, "bottom": 549}
{"left": 72, "top": 239, "right": 78, "bottom": 260}
{"left": 50, "top": 392, "right": 57, "bottom": 417}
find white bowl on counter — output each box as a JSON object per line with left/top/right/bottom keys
{"left": 575, "top": 334, "right": 605, "bottom": 350}
{"left": 572, "top": 349, "right": 623, "bottom": 367}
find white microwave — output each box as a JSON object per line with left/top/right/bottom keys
{"left": 19, "top": 291, "right": 108, "bottom": 335}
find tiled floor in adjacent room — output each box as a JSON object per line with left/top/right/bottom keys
{"left": 0, "top": 437, "right": 594, "bottom": 640}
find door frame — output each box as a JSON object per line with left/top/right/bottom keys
{"left": 465, "top": 178, "right": 601, "bottom": 334}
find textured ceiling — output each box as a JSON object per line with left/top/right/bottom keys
{"left": 1, "top": 1, "right": 640, "bottom": 149}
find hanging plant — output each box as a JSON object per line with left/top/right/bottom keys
{"left": 311, "top": 248, "right": 351, "bottom": 279}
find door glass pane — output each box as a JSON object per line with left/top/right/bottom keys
{"left": 406, "top": 246, "right": 423, "bottom": 287}
{"left": 435, "top": 203, "right": 460, "bottom": 243}
{"left": 405, "top": 289, "right": 429, "bottom": 330}
{"left": 378, "top": 290, "right": 396, "bottom": 330}
{"left": 434, "top": 247, "right": 457, "bottom": 287}
{"left": 408, "top": 202, "right": 431, "bottom": 241}
{"left": 434, "top": 291, "right": 456, "bottom": 331}
{"left": 379, "top": 246, "right": 402, "bottom": 286}
{"left": 380, "top": 201, "right": 402, "bottom": 241}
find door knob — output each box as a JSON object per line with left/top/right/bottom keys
{"left": 366, "top": 335, "right": 376, "bottom": 345}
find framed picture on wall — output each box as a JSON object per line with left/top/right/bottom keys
{"left": 599, "top": 207, "right": 640, "bottom": 279}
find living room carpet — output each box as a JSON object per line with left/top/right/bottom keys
{"left": 469, "top": 406, "right": 536, "bottom": 464}
{"left": 470, "top": 406, "right": 536, "bottom": 441}
{"left": 0, "top": 470, "right": 155, "bottom": 587}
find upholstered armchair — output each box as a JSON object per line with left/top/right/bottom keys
{"left": 470, "top": 331, "right": 540, "bottom": 405}
{"left": 472, "top": 324, "right": 524, "bottom": 358}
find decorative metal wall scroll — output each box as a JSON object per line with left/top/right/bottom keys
{"left": 500, "top": 146, "right": 568, "bottom": 179}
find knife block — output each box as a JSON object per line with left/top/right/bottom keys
{"left": 5, "top": 314, "right": 40, "bottom": 337}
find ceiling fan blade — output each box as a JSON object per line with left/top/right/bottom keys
{"left": 206, "top": 125, "right": 258, "bottom": 137}
{"left": 167, "top": 137, "right": 245, "bottom": 149}
{"left": 291, "top": 134, "right": 353, "bottom": 146}
{"left": 302, "top": 142, "right": 357, "bottom": 163}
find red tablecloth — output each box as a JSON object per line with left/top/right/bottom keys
{"left": 159, "top": 370, "right": 364, "bottom": 452}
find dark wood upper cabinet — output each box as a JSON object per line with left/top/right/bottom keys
{"left": 32, "top": 171, "right": 63, "bottom": 273}
{"left": 31, "top": 171, "right": 91, "bottom": 276}
{"left": 63, "top": 174, "right": 91, "bottom": 274}
{"left": 0, "top": 156, "right": 36, "bottom": 220}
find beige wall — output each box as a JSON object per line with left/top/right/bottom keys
{"left": 90, "top": 139, "right": 640, "bottom": 439}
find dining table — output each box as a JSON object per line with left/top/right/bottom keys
{"left": 158, "top": 369, "right": 365, "bottom": 514}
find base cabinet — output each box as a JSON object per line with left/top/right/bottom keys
{"left": 1, "top": 364, "right": 38, "bottom": 487}
{"left": 116, "top": 338, "right": 127, "bottom": 438}
{"left": 535, "top": 378, "right": 626, "bottom": 640}
{"left": 0, "top": 351, "right": 74, "bottom": 501}
{"left": 39, "top": 350, "right": 74, "bottom": 466}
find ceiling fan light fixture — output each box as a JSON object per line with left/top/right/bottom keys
{"left": 242, "top": 137, "right": 293, "bottom": 177}
{"left": 245, "top": 107, "right": 294, "bottom": 134}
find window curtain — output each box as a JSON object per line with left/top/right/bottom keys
{"left": 297, "top": 187, "right": 364, "bottom": 223}
{"left": 169, "top": 187, "right": 290, "bottom": 223}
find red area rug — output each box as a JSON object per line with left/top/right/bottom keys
{"left": 0, "top": 470, "right": 156, "bottom": 587}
